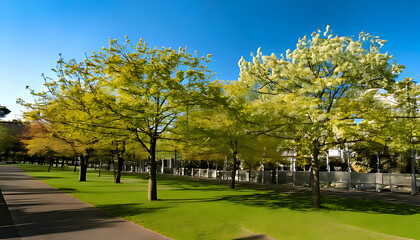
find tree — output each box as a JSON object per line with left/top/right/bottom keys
{"left": 0, "top": 121, "right": 25, "bottom": 162}
{"left": 387, "top": 78, "right": 420, "bottom": 155}
{"left": 91, "top": 38, "right": 223, "bottom": 200}
{"left": 176, "top": 107, "right": 258, "bottom": 189}
{"left": 20, "top": 61, "right": 104, "bottom": 182}
{"left": 21, "top": 122, "right": 76, "bottom": 170}
{"left": 238, "top": 26, "right": 404, "bottom": 207}
{"left": 176, "top": 80, "right": 287, "bottom": 189}
{"left": 354, "top": 78, "right": 420, "bottom": 174}
{"left": 0, "top": 106, "right": 11, "bottom": 118}
{"left": 22, "top": 37, "right": 224, "bottom": 200}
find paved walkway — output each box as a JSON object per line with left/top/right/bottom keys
{"left": 0, "top": 165, "right": 170, "bottom": 240}
{"left": 0, "top": 188, "right": 20, "bottom": 240}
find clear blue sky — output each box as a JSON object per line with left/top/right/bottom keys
{"left": 1, "top": 0, "right": 420, "bottom": 120}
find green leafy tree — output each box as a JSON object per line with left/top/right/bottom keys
{"left": 28, "top": 37, "right": 224, "bottom": 200}
{"left": 382, "top": 78, "right": 420, "bottom": 173}
{"left": 176, "top": 80, "right": 288, "bottom": 188}
{"left": 0, "top": 121, "right": 25, "bottom": 162}
{"left": 0, "top": 106, "right": 11, "bottom": 118}
{"left": 23, "top": 123, "right": 60, "bottom": 157}
{"left": 238, "top": 26, "right": 404, "bottom": 207}
{"left": 354, "top": 78, "right": 420, "bottom": 174}
{"left": 20, "top": 62, "right": 104, "bottom": 181}
{"left": 388, "top": 79, "right": 419, "bottom": 149}
{"left": 176, "top": 107, "right": 257, "bottom": 189}
{"left": 93, "top": 38, "right": 223, "bottom": 200}
{"left": 22, "top": 122, "right": 77, "bottom": 170}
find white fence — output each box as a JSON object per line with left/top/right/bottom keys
{"left": 163, "top": 167, "right": 420, "bottom": 194}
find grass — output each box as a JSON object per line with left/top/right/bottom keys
{"left": 18, "top": 164, "right": 420, "bottom": 240}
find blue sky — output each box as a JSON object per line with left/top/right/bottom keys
{"left": 1, "top": 0, "right": 420, "bottom": 120}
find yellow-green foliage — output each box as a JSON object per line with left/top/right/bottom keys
{"left": 238, "top": 25, "right": 403, "bottom": 154}
{"left": 22, "top": 122, "right": 75, "bottom": 157}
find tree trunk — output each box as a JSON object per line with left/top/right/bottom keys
{"left": 48, "top": 157, "right": 52, "bottom": 172}
{"left": 114, "top": 142, "right": 126, "bottom": 183}
{"left": 231, "top": 140, "right": 238, "bottom": 189}
{"left": 5, "top": 151, "right": 10, "bottom": 163}
{"left": 61, "top": 158, "right": 65, "bottom": 168}
{"left": 79, "top": 155, "right": 87, "bottom": 182}
{"left": 310, "top": 140, "right": 321, "bottom": 208}
{"left": 99, "top": 158, "right": 101, "bottom": 177}
{"left": 231, "top": 160, "right": 237, "bottom": 189}
{"left": 271, "top": 168, "right": 277, "bottom": 184}
{"left": 113, "top": 160, "right": 116, "bottom": 182}
{"left": 148, "top": 138, "right": 158, "bottom": 201}
{"left": 115, "top": 156, "right": 124, "bottom": 183}
{"left": 73, "top": 157, "right": 77, "bottom": 172}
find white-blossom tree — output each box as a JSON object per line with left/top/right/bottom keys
{"left": 238, "top": 25, "right": 404, "bottom": 207}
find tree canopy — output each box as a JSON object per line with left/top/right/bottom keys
{"left": 0, "top": 106, "right": 11, "bottom": 118}
{"left": 21, "top": 37, "right": 224, "bottom": 200}
{"left": 238, "top": 25, "right": 404, "bottom": 207}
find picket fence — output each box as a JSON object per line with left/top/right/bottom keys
{"left": 121, "top": 164, "right": 419, "bottom": 194}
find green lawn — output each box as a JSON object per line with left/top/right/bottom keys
{"left": 18, "top": 164, "right": 420, "bottom": 240}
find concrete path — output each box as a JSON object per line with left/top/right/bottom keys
{"left": 0, "top": 165, "right": 170, "bottom": 240}
{"left": 0, "top": 188, "right": 20, "bottom": 240}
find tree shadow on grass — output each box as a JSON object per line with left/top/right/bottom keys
{"left": 166, "top": 185, "right": 232, "bottom": 192}
{"left": 151, "top": 174, "right": 420, "bottom": 215}
{"left": 56, "top": 187, "right": 77, "bottom": 193}
{"left": 218, "top": 192, "right": 313, "bottom": 210}
{"left": 233, "top": 234, "right": 273, "bottom": 240}
{"left": 159, "top": 198, "right": 219, "bottom": 203}
{"left": 216, "top": 191, "right": 420, "bottom": 215}
{"left": 35, "top": 176, "right": 62, "bottom": 180}
{"left": 97, "top": 203, "right": 167, "bottom": 218}
{"left": 157, "top": 176, "right": 235, "bottom": 192}
{"left": 321, "top": 196, "right": 420, "bottom": 215}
